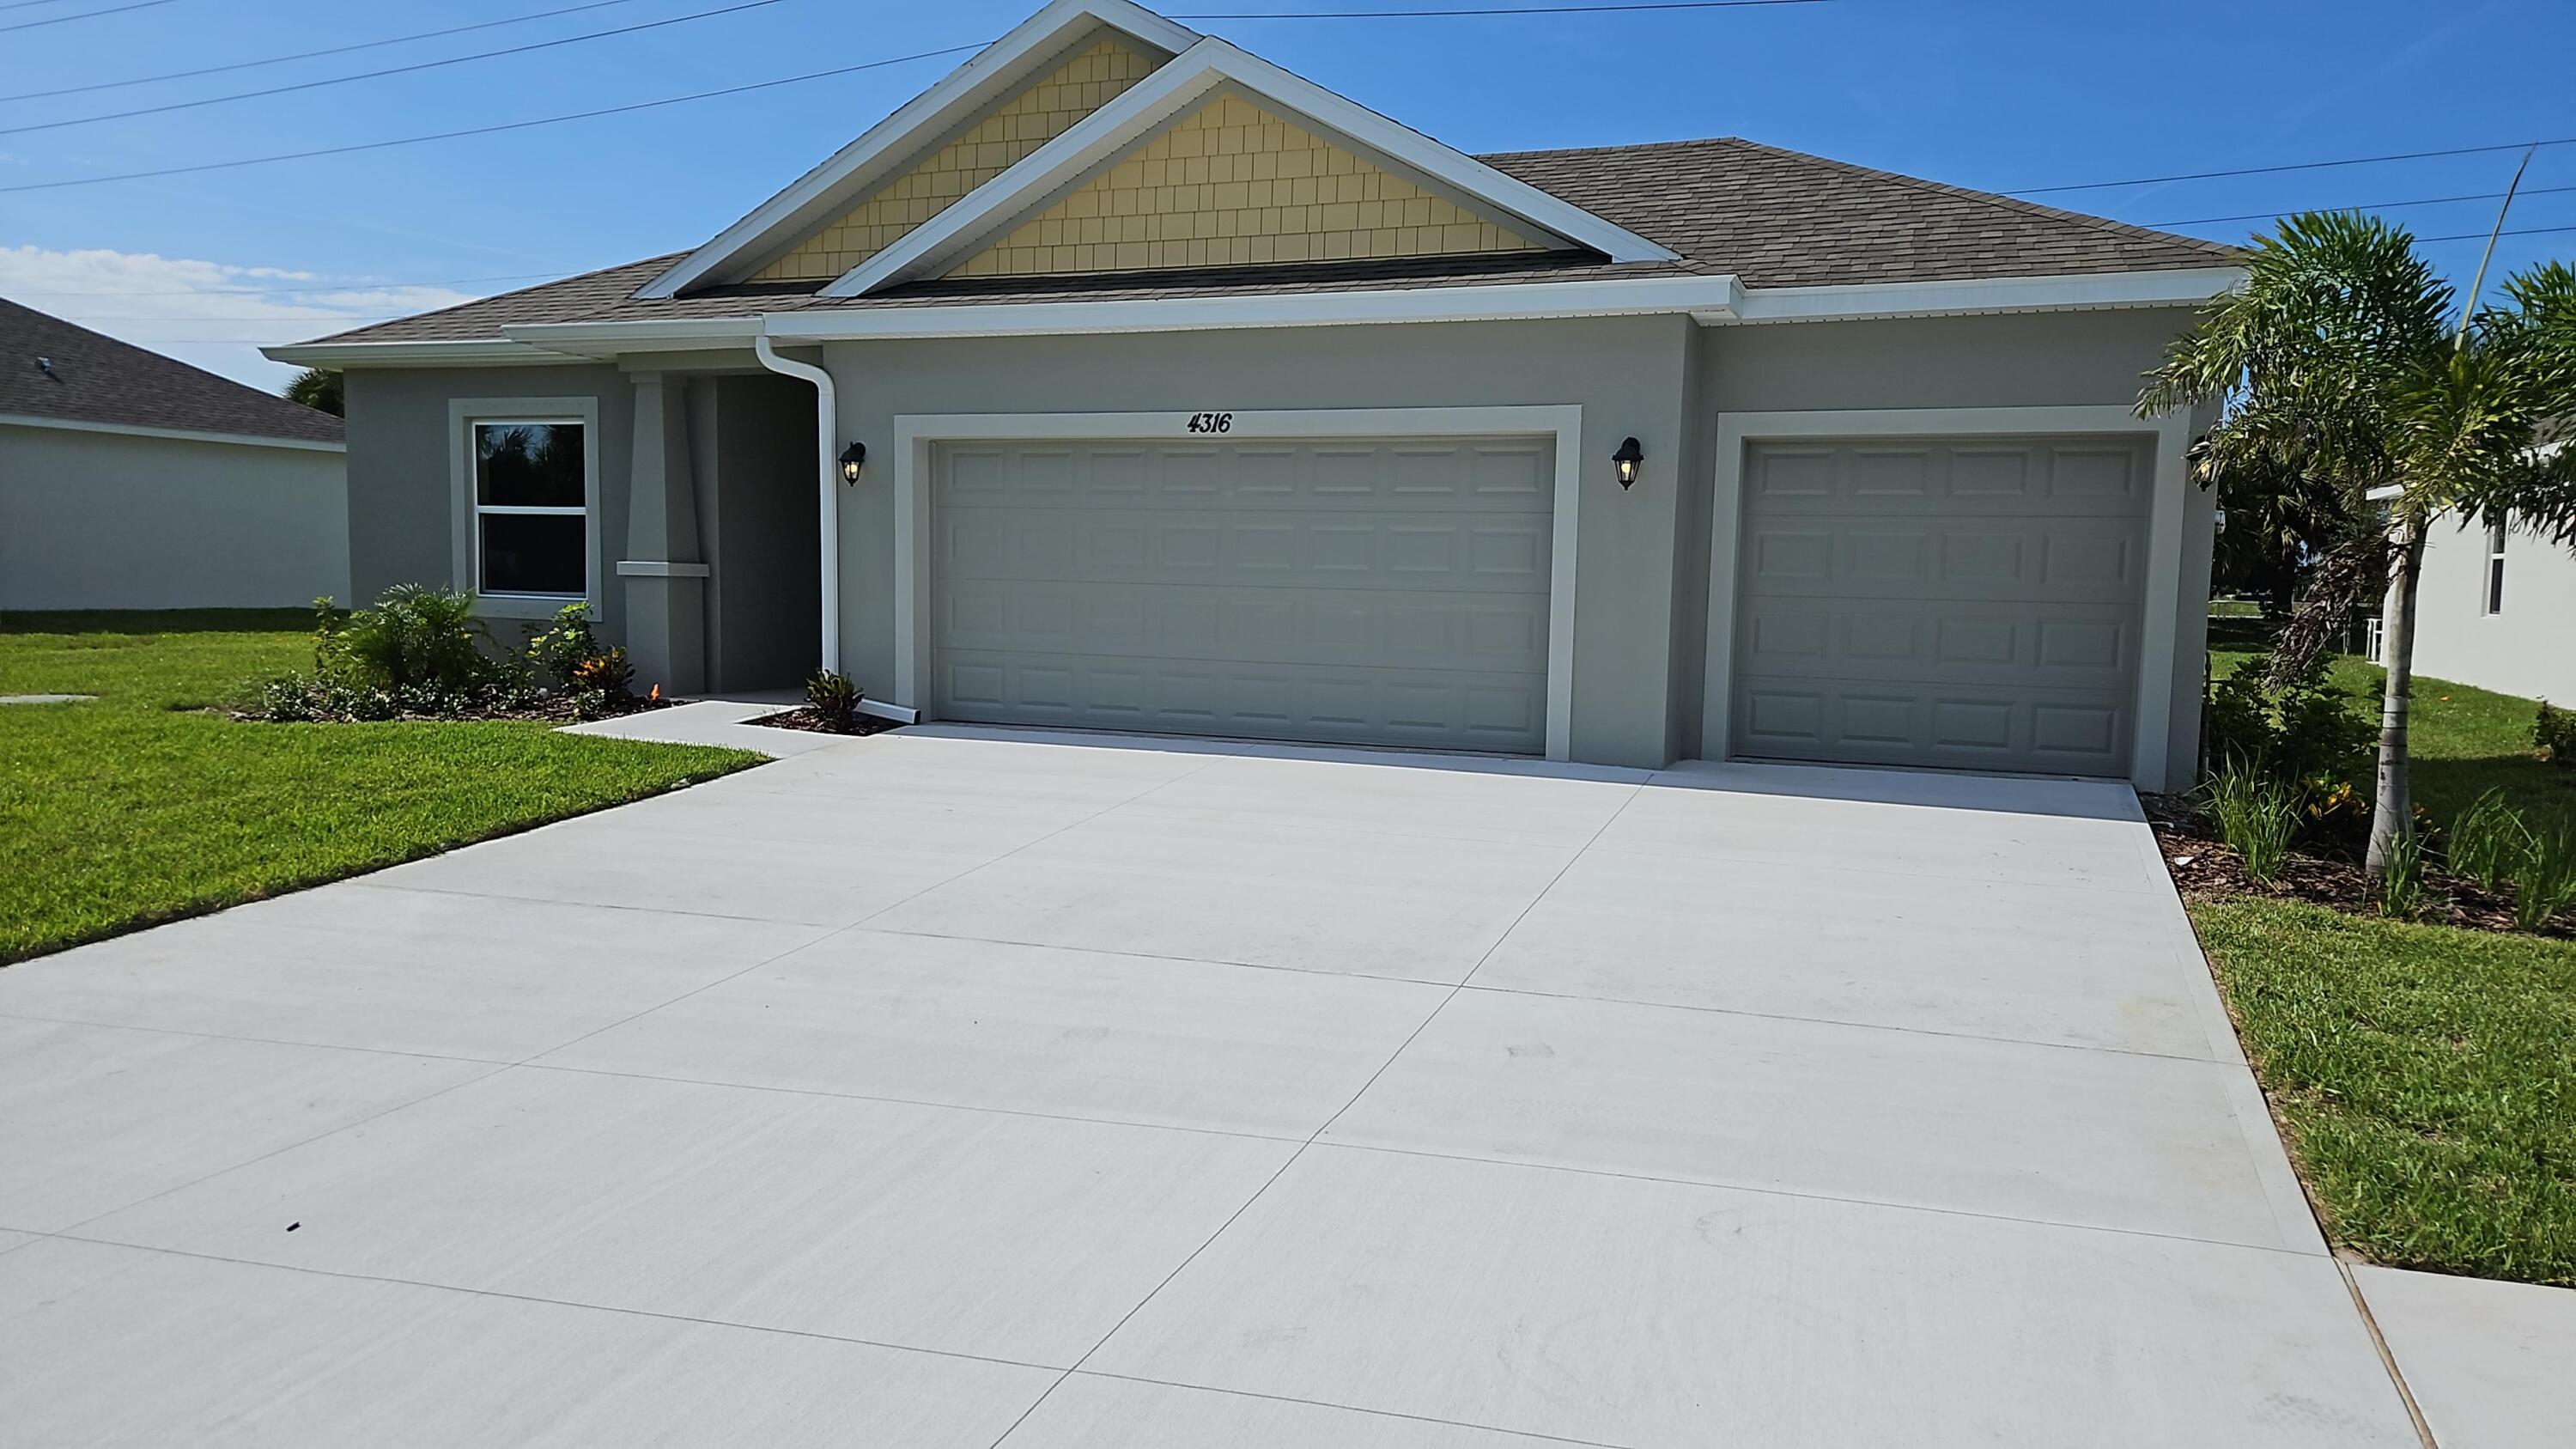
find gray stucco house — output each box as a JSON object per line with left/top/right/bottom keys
{"left": 2411, "top": 512, "right": 2575, "bottom": 705}
{"left": 6, "top": 299, "right": 346, "bottom": 611}
{"left": 272, "top": 0, "right": 2237, "bottom": 789}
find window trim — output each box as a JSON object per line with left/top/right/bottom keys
{"left": 2482, "top": 517, "right": 2508, "bottom": 617}
{"left": 448, "top": 397, "right": 602, "bottom": 621}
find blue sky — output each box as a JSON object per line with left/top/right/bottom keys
{"left": 3, "top": 0, "right": 2570, "bottom": 387}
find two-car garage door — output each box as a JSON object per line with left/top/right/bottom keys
{"left": 1728, "top": 435, "right": 2152, "bottom": 778}
{"left": 930, "top": 435, "right": 1554, "bottom": 753}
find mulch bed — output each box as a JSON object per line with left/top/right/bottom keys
{"left": 746, "top": 707, "right": 899, "bottom": 738}
{"left": 226, "top": 691, "right": 679, "bottom": 726}
{"left": 2141, "top": 792, "right": 2564, "bottom": 937}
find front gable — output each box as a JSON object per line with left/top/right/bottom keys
{"left": 949, "top": 94, "right": 1546, "bottom": 277}
{"left": 755, "top": 34, "right": 1163, "bottom": 283}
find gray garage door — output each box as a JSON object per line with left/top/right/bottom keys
{"left": 1729, "top": 435, "right": 2151, "bottom": 776}
{"left": 931, "top": 435, "right": 1554, "bottom": 752}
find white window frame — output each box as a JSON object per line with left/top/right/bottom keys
{"left": 449, "top": 397, "right": 603, "bottom": 620}
{"left": 2482, "top": 517, "right": 2508, "bottom": 617}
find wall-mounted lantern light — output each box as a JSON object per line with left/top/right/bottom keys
{"left": 1612, "top": 436, "right": 1643, "bottom": 490}
{"left": 838, "top": 441, "right": 867, "bottom": 484}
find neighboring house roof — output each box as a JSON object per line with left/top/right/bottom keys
{"left": 301, "top": 133, "right": 2234, "bottom": 348}
{"left": 2, "top": 297, "right": 344, "bottom": 444}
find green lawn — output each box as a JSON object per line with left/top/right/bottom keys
{"left": 0, "top": 611, "right": 762, "bottom": 964}
{"left": 2210, "top": 640, "right": 2575, "bottom": 837}
{"left": 2194, "top": 897, "right": 2576, "bottom": 1285}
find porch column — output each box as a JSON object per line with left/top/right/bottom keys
{"left": 617, "top": 372, "right": 710, "bottom": 695}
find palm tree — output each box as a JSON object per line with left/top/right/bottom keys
{"left": 284, "top": 366, "right": 343, "bottom": 417}
{"left": 2141, "top": 215, "right": 2576, "bottom": 878}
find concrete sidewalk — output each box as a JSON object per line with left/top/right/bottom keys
{"left": 0, "top": 729, "right": 2444, "bottom": 1446}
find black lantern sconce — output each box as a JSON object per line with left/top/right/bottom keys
{"left": 1612, "top": 436, "right": 1643, "bottom": 490}
{"left": 838, "top": 441, "right": 867, "bottom": 484}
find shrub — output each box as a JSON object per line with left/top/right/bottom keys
{"left": 335, "top": 585, "right": 495, "bottom": 693}
{"left": 2204, "top": 654, "right": 2375, "bottom": 799}
{"left": 2206, "top": 764, "right": 2301, "bottom": 883}
{"left": 2537, "top": 701, "right": 2576, "bottom": 767}
{"left": 2512, "top": 825, "right": 2576, "bottom": 930}
{"left": 2447, "top": 788, "right": 2534, "bottom": 892}
{"left": 806, "top": 668, "right": 862, "bottom": 726}
{"left": 525, "top": 602, "right": 607, "bottom": 691}
{"left": 2377, "top": 825, "right": 2429, "bottom": 920}
{"left": 568, "top": 647, "right": 634, "bottom": 720}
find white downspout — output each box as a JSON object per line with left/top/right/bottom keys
{"left": 752, "top": 332, "right": 840, "bottom": 673}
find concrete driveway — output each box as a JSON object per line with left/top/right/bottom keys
{"left": 1, "top": 728, "right": 2423, "bottom": 1446}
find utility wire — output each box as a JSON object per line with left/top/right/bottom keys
{"left": 2008, "top": 137, "right": 2576, "bottom": 195}
{"left": 2144, "top": 183, "right": 2576, "bottom": 230}
{"left": 0, "top": 0, "right": 112, "bottom": 11}
{"left": 0, "top": 0, "right": 791, "bottom": 137}
{"left": 1171, "top": 0, "right": 1829, "bottom": 14}
{"left": 0, "top": 0, "right": 178, "bottom": 32}
{"left": 0, "top": 43, "right": 985, "bottom": 194}
{"left": 0, "top": 0, "right": 653, "bottom": 103}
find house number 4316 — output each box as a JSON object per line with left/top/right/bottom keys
{"left": 1185, "top": 411, "right": 1235, "bottom": 434}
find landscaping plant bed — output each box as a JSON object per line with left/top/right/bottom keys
{"left": 2144, "top": 799, "right": 2555, "bottom": 937}
{"left": 231, "top": 687, "right": 678, "bottom": 727}
{"left": 747, "top": 707, "right": 899, "bottom": 738}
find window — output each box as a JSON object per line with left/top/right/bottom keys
{"left": 472, "top": 420, "right": 586, "bottom": 596}
{"left": 2484, "top": 519, "right": 2508, "bottom": 616}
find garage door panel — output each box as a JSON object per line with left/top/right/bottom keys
{"left": 933, "top": 436, "right": 1552, "bottom": 752}
{"left": 1732, "top": 435, "right": 2148, "bottom": 777}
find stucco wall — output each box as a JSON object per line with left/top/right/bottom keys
{"left": 1696, "top": 308, "right": 2219, "bottom": 788}
{"left": 2415, "top": 514, "right": 2576, "bottom": 704}
{"left": 0, "top": 423, "right": 347, "bottom": 610}
{"left": 821, "top": 314, "right": 1702, "bottom": 769}
{"left": 342, "top": 364, "right": 634, "bottom": 635}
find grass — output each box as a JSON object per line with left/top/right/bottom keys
{"left": 2208, "top": 640, "right": 2576, "bottom": 840}
{"left": 2193, "top": 897, "right": 2576, "bottom": 1285}
{"left": 0, "top": 611, "right": 762, "bottom": 964}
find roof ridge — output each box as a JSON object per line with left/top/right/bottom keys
{"left": 305, "top": 253, "right": 689, "bottom": 344}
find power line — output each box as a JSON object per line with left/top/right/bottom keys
{"left": 0, "top": 0, "right": 791, "bottom": 137}
{"left": 2418, "top": 222, "right": 2576, "bottom": 245}
{"left": 2143, "top": 183, "right": 2576, "bottom": 229}
{"left": 0, "top": 0, "right": 112, "bottom": 11}
{"left": 1171, "top": 0, "right": 1829, "bottom": 14}
{"left": 0, "top": 0, "right": 653, "bottom": 104}
{"left": 0, "top": 0, "right": 178, "bottom": 32}
{"left": 0, "top": 43, "right": 986, "bottom": 194}
{"left": 2008, "top": 138, "right": 2576, "bottom": 196}
{"left": 5, "top": 271, "right": 574, "bottom": 297}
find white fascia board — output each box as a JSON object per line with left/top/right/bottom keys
{"left": 0, "top": 411, "right": 345, "bottom": 454}
{"left": 768, "top": 274, "right": 1740, "bottom": 340}
{"left": 260, "top": 338, "right": 570, "bottom": 368}
{"left": 503, "top": 317, "right": 762, "bottom": 357}
{"left": 636, "top": 1, "right": 1200, "bottom": 300}
{"left": 823, "top": 37, "right": 1677, "bottom": 298}
{"left": 1726, "top": 266, "right": 2246, "bottom": 324}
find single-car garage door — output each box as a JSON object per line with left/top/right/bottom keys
{"left": 931, "top": 435, "right": 1554, "bottom": 752}
{"left": 1729, "top": 434, "right": 2151, "bottom": 777}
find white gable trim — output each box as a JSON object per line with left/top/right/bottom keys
{"left": 820, "top": 37, "right": 1679, "bottom": 298}
{"left": 635, "top": 1, "right": 1199, "bottom": 300}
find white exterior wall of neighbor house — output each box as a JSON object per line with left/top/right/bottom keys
{"left": 2415, "top": 514, "right": 2576, "bottom": 704}
{"left": 0, "top": 422, "right": 348, "bottom": 610}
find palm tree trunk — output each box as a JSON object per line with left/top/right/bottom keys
{"left": 2366, "top": 514, "right": 2428, "bottom": 878}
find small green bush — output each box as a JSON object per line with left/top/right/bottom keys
{"left": 337, "top": 584, "right": 495, "bottom": 693}
{"left": 2512, "top": 824, "right": 2576, "bottom": 930}
{"left": 2537, "top": 700, "right": 2576, "bottom": 767}
{"left": 2447, "top": 788, "right": 2534, "bottom": 892}
{"left": 525, "top": 601, "right": 607, "bottom": 690}
{"left": 2207, "top": 764, "right": 2301, "bottom": 883}
{"left": 806, "top": 668, "right": 862, "bottom": 726}
{"left": 2377, "top": 825, "right": 2430, "bottom": 920}
{"left": 2205, "top": 654, "right": 2376, "bottom": 801}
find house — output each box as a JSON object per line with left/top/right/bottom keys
{"left": 3, "top": 298, "right": 348, "bottom": 612}
{"left": 269, "top": 0, "right": 2239, "bottom": 788}
{"left": 2412, "top": 512, "right": 2576, "bottom": 704}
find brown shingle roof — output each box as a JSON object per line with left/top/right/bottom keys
{"left": 3, "top": 298, "right": 343, "bottom": 443}
{"left": 304, "top": 135, "right": 2239, "bottom": 347}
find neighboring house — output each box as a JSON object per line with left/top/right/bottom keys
{"left": 2414, "top": 513, "right": 2576, "bottom": 704}
{"left": 3, "top": 299, "right": 349, "bottom": 611}
{"left": 271, "top": 0, "right": 2239, "bottom": 788}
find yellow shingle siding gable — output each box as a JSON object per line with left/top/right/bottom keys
{"left": 948, "top": 96, "right": 1548, "bottom": 277}
{"left": 754, "top": 37, "right": 1158, "bottom": 283}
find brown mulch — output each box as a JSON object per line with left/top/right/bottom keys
{"left": 2140, "top": 792, "right": 2564, "bottom": 937}
{"left": 228, "top": 691, "right": 677, "bottom": 725}
{"left": 746, "top": 707, "right": 899, "bottom": 738}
